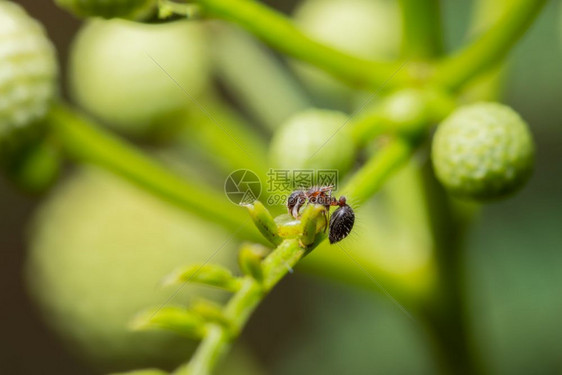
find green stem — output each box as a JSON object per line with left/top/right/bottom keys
{"left": 417, "top": 166, "right": 483, "bottom": 374}
{"left": 398, "top": 0, "right": 443, "bottom": 59}
{"left": 175, "top": 95, "right": 269, "bottom": 176}
{"left": 47, "top": 104, "right": 260, "bottom": 242}
{"left": 342, "top": 138, "right": 414, "bottom": 207}
{"left": 196, "top": 0, "right": 409, "bottom": 89}
{"left": 349, "top": 88, "right": 455, "bottom": 148}
{"left": 174, "top": 239, "right": 304, "bottom": 375}
{"left": 433, "top": 0, "right": 548, "bottom": 90}
{"left": 210, "top": 24, "right": 311, "bottom": 130}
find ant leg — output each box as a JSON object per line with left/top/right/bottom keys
{"left": 288, "top": 190, "right": 308, "bottom": 219}
{"left": 322, "top": 209, "right": 329, "bottom": 233}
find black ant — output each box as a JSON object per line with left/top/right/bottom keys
{"left": 287, "top": 186, "right": 355, "bottom": 244}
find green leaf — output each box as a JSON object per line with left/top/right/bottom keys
{"left": 191, "top": 300, "right": 231, "bottom": 328}
{"left": 162, "top": 264, "right": 242, "bottom": 292}
{"left": 130, "top": 306, "right": 205, "bottom": 339}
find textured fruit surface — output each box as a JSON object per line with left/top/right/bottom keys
{"left": 55, "top": 0, "right": 156, "bottom": 20}
{"left": 269, "top": 109, "right": 356, "bottom": 176}
{"left": 69, "top": 18, "right": 209, "bottom": 136}
{"left": 432, "top": 102, "right": 534, "bottom": 200}
{"left": 26, "top": 168, "right": 237, "bottom": 369}
{"left": 0, "top": 1, "right": 58, "bottom": 161}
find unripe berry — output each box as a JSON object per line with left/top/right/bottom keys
{"left": 432, "top": 102, "right": 534, "bottom": 200}
{"left": 69, "top": 18, "right": 210, "bottom": 136}
{"left": 55, "top": 0, "right": 157, "bottom": 20}
{"left": 26, "top": 168, "right": 238, "bottom": 368}
{"left": 269, "top": 109, "right": 356, "bottom": 177}
{"left": 292, "top": 0, "right": 400, "bottom": 107}
{"left": 0, "top": 1, "right": 58, "bottom": 163}
{"left": 294, "top": 0, "right": 400, "bottom": 60}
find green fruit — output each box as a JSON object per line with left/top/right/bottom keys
{"left": 294, "top": 0, "right": 400, "bottom": 60}
{"left": 292, "top": 0, "right": 400, "bottom": 106}
{"left": 55, "top": 0, "right": 156, "bottom": 20}
{"left": 69, "top": 18, "right": 210, "bottom": 136}
{"left": 269, "top": 109, "right": 356, "bottom": 177}
{"left": 26, "top": 168, "right": 237, "bottom": 370}
{"left": 0, "top": 1, "right": 58, "bottom": 163}
{"left": 432, "top": 102, "right": 534, "bottom": 200}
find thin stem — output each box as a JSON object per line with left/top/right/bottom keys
{"left": 210, "top": 24, "right": 311, "bottom": 130}
{"left": 433, "top": 0, "right": 548, "bottom": 90}
{"left": 47, "top": 104, "right": 261, "bottom": 242}
{"left": 349, "top": 88, "right": 456, "bottom": 148}
{"left": 398, "top": 0, "right": 443, "bottom": 59}
{"left": 416, "top": 166, "right": 483, "bottom": 374}
{"left": 175, "top": 95, "right": 269, "bottom": 176}
{"left": 342, "top": 138, "right": 415, "bottom": 207}
{"left": 174, "top": 239, "right": 304, "bottom": 375}
{"left": 196, "top": 0, "right": 409, "bottom": 89}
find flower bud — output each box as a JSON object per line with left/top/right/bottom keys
{"left": 238, "top": 243, "right": 269, "bottom": 282}
{"left": 245, "top": 201, "right": 282, "bottom": 246}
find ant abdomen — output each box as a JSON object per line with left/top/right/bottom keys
{"left": 328, "top": 203, "right": 355, "bottom": 244}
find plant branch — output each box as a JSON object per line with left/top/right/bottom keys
{"left": 398, "top": 0, "right": 443, "bottom": 59}
{"left": 175, "top": 94, "right": 269, "bottom": 176}
{"left": 173, "top": 238, "right": 306, "bottom": 375}
{"left": 47, "top": 103, "right": 261, "bottom": 241}
{"left": 433, "top": 0, "right": 548, "bottom": 90}
{"left": 342, "top": 137, "right": 415, "bottom": 207}
{"left": 415, "top": 167, "right": 483, "bottom": 374}
{"left": 349, "top": 88, "right": 455, "bottom": 148}
{"left": 135, "top": 137, "right": 426, "bottom": 375}
{"left": 195, "top": 0, "right": 409, "bottom": 89}
{"left": 210, "top": 24, "right": 311, "bottom": 130}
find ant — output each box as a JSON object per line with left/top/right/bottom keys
{"left": 287, "top": 186, "right": 355, "bottom": 244}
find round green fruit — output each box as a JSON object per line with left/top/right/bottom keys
{"left": 69, "top": 18, "right": 210, "bottom": 136}
{"left": 432, "top": 102, "right": 534, "bottom": 200}
{"left": 291, "top": 0, "right": 400, "bottom": 107}
{"left": 293, "top": 0, "right": 400, "bottom": 60}
{"left": 269, "top": 109, "right": 356, "bottom": 176}
{"left": 26, "top": 168, "right": 238, "bottom": 370}
{"left": 55, "top": 0, "right": 156, "bottom": 20}
{"left": 0, "top": 1, "right": 58, "bottom": 163}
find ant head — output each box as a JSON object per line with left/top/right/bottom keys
{"left": 338, "top": 196, "right": 347, "bottom": 206}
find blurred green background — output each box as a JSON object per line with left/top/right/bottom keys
{"left": 1, "top": 0, "right": 561, "bottom": 374}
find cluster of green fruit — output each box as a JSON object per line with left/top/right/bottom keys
{"left": 0, "top": 0, "right": 536, "bottom": 372}
{"left": 1, "top": 0, "right": 534, "bottom": 199}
